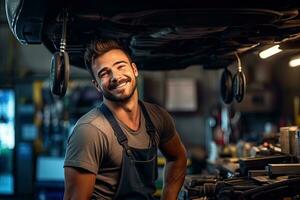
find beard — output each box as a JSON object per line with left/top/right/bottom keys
{"left": 101, "top": 77, "right": 137, "bottom": 102}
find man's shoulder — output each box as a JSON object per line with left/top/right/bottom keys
{"left": 142, "top": 101, "right": 166, "bottom": 114}
{"left": 141, "top": 101, "right": 176, "bottom": 144}
{"left": 71, "top": 107, "right": 113, "bottom": 137}
{"left": 75, "top": 107, "right": 106, "bottom": 127}
{"left": 69, "top": 106, "right": 115, "bottom": 143}
{"left": 141, "top": 101, "right": 171, "bottom": 126}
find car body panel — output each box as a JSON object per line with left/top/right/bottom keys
{"left": 5, "top": 0, "right": 300, "bottom": 70}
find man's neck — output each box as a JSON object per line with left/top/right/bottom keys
{"left": 104, "top": 92, "right": 141, "bottom": 130}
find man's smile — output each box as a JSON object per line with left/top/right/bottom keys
{"left": 108, "top": 77, "right": 131, "bottom": 91}
{"left": 113, "top": 81, "right": 128, "bottom": 90}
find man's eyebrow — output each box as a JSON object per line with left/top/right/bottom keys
{"left": 113, "top": 60, "right": 128, "bottom": 66}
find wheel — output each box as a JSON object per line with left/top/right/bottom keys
{"left": 233, "top": 71, "right": 246, "bottom": 102}
{"left": 50, "top": 51, "right": 70, "bottom": 97}
{"left": 220, "top": 68, "right": 233, "bottom": 104}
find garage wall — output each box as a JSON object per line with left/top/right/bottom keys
{"left": 142, "top": 66, "right": 222, "bottom": 148}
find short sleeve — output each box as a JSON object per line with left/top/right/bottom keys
{"left": 64, "top": 123, "right": 108, "bottom": 174}
{"left": 147, "top": 104, "right": 177, "bottom": 145}
{"left": 159, "top": 107, "right": 177, "bottom": 144}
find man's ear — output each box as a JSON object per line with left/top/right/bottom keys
{"left": 92, "top": 80, "right": 102, "bottom": 92}
{"left": 131, "top": 63, "right": 138, "bottom": 77}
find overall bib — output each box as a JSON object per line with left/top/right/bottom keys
{"left": 99, "top": 102, "right": 158, "bottom": 200}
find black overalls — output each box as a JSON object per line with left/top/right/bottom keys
{"left": 99, "top": 102, "right": 158, "bottom": 200}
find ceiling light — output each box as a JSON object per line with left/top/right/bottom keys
{"left": 289, "top": 57, "right": 300, "bottom": 67}
{"left": 259, "top": 45, "right": 282, "bottom": 59}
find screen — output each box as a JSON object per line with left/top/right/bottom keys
{"left": 0, "top": 89, "right": 15, "bottom": 194}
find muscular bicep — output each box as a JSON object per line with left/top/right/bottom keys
{"left": 64, "top": 167, "right": 96, "bottom": 200}
{"left": 159, "top": 134, "right": 187, "bottom": 162}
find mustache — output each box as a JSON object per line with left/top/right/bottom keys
{"left": 108, "top": 76, "right": 131, "bottom": 90}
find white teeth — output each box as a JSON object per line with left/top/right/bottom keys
{"left": 116, "top": 82, "right": 127, "bottom": 88}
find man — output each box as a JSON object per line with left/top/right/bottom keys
{"left": 64, "top": 39, "right": 187, "bottom": 200}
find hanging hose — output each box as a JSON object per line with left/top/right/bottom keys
{"left": 234, "top": 52, "right": 242, "bottom": 72}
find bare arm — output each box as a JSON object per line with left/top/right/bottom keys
{"left": 64, "top": 167, "right": 96, "bottom": 200}
{"left": 159, "top": 134, "right": 187, "bottom": 200}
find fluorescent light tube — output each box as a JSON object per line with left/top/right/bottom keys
{"left": 259, "top": 45, "right": 282, "bottom": 59}
{"left": 289, "top": 57, "right": 300, "bottom": 67}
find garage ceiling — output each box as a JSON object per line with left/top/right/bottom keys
{"left": 5, "top": 0, "right": 300, "bottom": 70}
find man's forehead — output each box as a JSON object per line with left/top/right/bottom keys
{"left": 97, "top": 49, "right": 129, "bottom": 64}
{"left": 92, "top": 49, "right": 130, "bottom": 71}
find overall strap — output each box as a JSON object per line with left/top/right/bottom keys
{"left": 139, "top": 101, "right": 157, "bottom": 147}
{"left": 99, "top": 103, "right": 133, "bottom": 157}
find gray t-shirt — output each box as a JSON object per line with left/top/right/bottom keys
{"left": 64, "top": 102, "right": 177, "bottom": 199}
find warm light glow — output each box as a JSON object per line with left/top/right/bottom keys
{"left": 259, "top": 45, "right": 282, "bottom": 59}
{"left": 289, "top": 57, "right": 300, "bottom": 67}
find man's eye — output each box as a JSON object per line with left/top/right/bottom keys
{"left": 100, "top": 72, "right": 108, "bottom": 77}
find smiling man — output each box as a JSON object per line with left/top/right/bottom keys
{"left": 63, "top": 39, "right": 187, "bottom": 200}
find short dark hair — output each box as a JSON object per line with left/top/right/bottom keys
{"left": 84, "top": 39, "right": 132, "bottom": 79}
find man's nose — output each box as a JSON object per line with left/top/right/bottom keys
{"left": 111, "top": 69, "right": 121, "bottom": 82}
